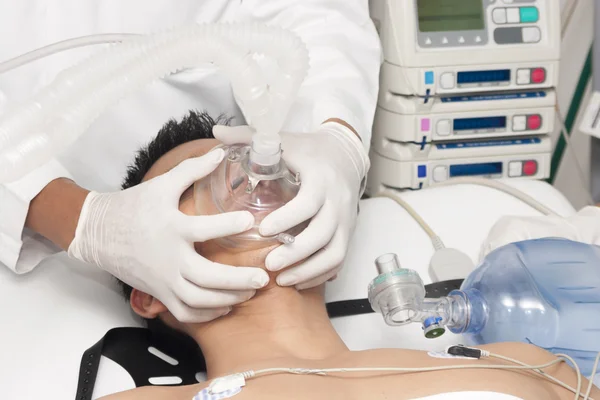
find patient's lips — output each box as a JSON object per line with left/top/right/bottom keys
{"left": 194, "top": 144, "right": 307, "bottom": 249}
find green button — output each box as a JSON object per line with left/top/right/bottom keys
{"left": 520, "top": 7, "right": 539, "bottom": 23}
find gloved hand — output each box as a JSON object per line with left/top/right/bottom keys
{"left": 479, "top": 206, "right": 600, "bottom": 261}
{"left": 213, "top": 122, "right": 370, "bottom": 290}
{"left": 68, "top": 148, "right": 270, "bottom": 322}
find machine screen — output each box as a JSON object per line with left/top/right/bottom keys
{"left": 449, "top": 162, "right": 503, "bottom": 177}
{"left": 453, "top": 116, "right": 507, "bottom": 131}
{"left": 417, "top": 0, "right": 485, "bottom": 32}
{"left": 457, "top": 70, "right": 511, "bottom": 84}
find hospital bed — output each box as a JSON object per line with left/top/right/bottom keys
{"left": 0, "top": 179, "right": 587, "bottom": 399}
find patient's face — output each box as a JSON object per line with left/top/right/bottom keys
{"left": 130, "top": 138, "right": 317, "bottom": 322}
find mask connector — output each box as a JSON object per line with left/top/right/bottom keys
{"left": 368, "top": 253, "right": 426, "bottom": 326}
{"left": 368, "top": 253, "right": 465, "bottom": 337}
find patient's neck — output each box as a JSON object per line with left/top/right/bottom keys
{"left": 190, "top": 285, "right": 349, "bottom": 378}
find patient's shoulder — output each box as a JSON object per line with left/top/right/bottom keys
{"left": 98, "top": 383, "right": 208, "bottom": 400}
{"left": 97, "top": 386, "right": 157, "bottom": 400}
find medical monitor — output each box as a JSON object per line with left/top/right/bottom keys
{"left": 369, "top": 0, "right": 561, "bottom": 96}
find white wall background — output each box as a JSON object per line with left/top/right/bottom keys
{"left": 552, "top": 0, "right": 595, "bottom": 209}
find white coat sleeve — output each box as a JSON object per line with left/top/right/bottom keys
{"left": 241, "top": 0, "right": 382, "bottom": 150}
{"left": 0, "top": 160, "right": 72, "bottom": 274}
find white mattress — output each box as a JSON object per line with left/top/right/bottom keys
{"left": 0, "top": 179, "right": 586, "bottom": 399}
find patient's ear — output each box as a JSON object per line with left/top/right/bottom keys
{"left": 130, "top": 288, "right": 168, "bottom": 318}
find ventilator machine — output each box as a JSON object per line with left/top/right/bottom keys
{"left": 366, "top": 0, "right": 561, "bottom": 192}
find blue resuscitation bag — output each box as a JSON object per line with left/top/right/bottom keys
{"left": 457, "top": 238, "right": 600, "bottom": 376}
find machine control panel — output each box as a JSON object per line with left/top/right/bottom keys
{"left": 493, "top": 7, "right": 539, "bottom": 25}
{"left": 516, "top": 67, "right": 546, "bottom": 84}
{"left": 508, "top": 159, "right": 539, "bottom": 177}
{"left": 366, "top": 151, "right": 551, "bottom": 193}
{"left": 416, "top": 0, "right": 545, "bottom": 48}
{"left": 373, "top": 90, "right": 555, "bottom": 143}
{"left": 371, "top": 0, "right": 560, "bottom": 95}
{"left": 432, "top": 159, "right": 538, "bottom": 182}
{"left": 434, "top": 113, "right": 542, "bottom": 135}
{"left": 434, "top": 67, "right": 546, "bottom": 90}
{"left": 366, "top": 135, "right": 552, "bottom": 191}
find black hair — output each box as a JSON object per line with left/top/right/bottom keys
{"left": 121, "top": 110, "right": 230, "bottom": 190}
{"left": 118, "top": 110, "right": 230, "bottom": 301}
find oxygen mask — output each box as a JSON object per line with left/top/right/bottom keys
{"left": 194, "top": 139, "right": 306, "bottom": 249}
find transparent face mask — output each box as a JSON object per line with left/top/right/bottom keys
{"left": 193, "top": 144, "right": 307, "bottom": 249}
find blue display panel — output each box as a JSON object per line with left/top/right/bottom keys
{"left": 453, "top": 116, "right": 507, "bottom": 131}
{"left": 457, "top": 69, "right": 511, "bottom": 84}
{"left": 449, "top": 162, "right": 503, "bottom": 177}
{"left": 441, "top": 91, "right": 546, "bottom": 103}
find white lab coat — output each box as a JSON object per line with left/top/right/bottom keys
{"left": 0, "top": 0, "right": 381, "bottom": 274}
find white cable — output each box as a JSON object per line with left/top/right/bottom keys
{"left": 556, "top": 353, "right": 583, "bottom": 400}
{"left": 430, "top": 177, "right": 559, "bottom": 216}
{"left": 376, "top": 191, "right": 445, "bottom": 250}
{"left": 554, "top": 102, "right": 595, "bottom": 206}
{"left": 491, "top": 352, "right": 592, "bottom": 400}
{"left": 250, "top": 357, "right": 564, "bottom": 376}
{"left": 374, "top": 178, "right": 561, "bottom": 280}
{"left": 0, "top": 34, "right": 139, "bottom": 75}
{"left": 375, "top": 191, "right": 474, "bottom": 280}
{"left": 584, "top": 353, "right": 600, "bottom": 400}
{"left": 227, "top": 351, "right": 600, "bottom": 399}
{"left": 375, "top": 175, "right": 560, "bottom": 249}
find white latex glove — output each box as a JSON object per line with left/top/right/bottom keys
{"left": 479, "top": 206, "right": 600, "bottom": 262}
{"left": 213, "top": 122, "right": 370, "bottom": 290}
{"left": 68, "top": 148, "right": 270, "bottom": 322}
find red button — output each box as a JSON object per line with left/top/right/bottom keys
{"left": 527, "top": 114, "right": 542, "bottom": 130}
{"left": 523, "top": 160, "right": 538, "bottom": 176}
{"left": 531, "top": 68, "right": 546, "bottom": 84}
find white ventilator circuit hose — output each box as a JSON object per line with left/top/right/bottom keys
{"left": 0, "top": 23, "right": 309, "bottom": 183}
{"left": 0, "top": 34, "right": 139, "bottom": 74}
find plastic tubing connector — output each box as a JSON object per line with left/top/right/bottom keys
{"left": 250, "top": 133, "right": 282, "bottom": 167}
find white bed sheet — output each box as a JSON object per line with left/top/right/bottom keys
{"left": 0, "top": 179, "right": 585, "bottom": 399}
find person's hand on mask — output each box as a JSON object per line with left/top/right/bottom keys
{"left": 213, "top": 121, "right": 369, "bottom": 290}
{"left": 479, "top": 206, "right": 600, "bottom": 262}
{"left": 68, "top": 148, "right": 270, "bottom": 323}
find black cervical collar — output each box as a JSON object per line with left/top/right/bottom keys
{"left": 75, "top": 321, "right": 205, "bottom": 400}
{"left": 75, "top": 279, "right": 463, "bottom": 399}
